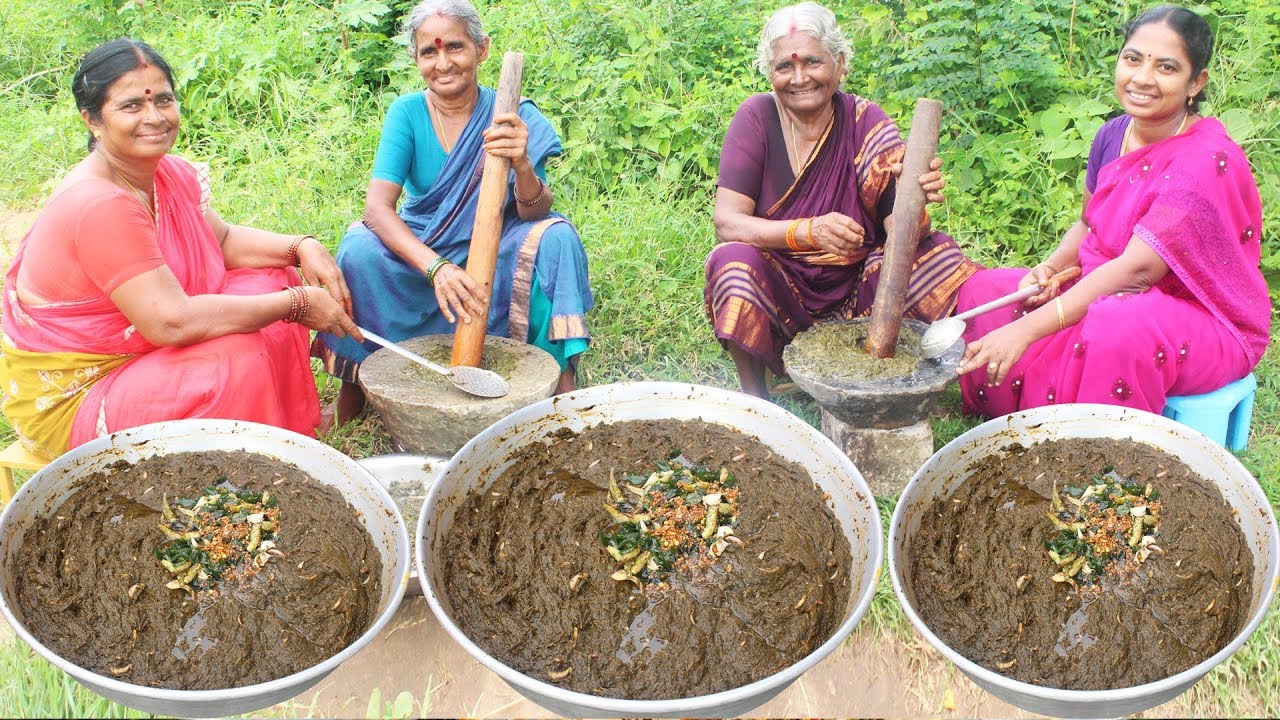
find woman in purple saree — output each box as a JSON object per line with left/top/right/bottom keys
{"left": 955, "top": 6, "right": 1270, "bottom": 417}
{"left": 705, "top": 2, "right": 980, "bottom": 398}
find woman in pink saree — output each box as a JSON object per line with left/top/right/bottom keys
{"left": 956, "top": 6, "right": 1271, "bottom": 417}
{"left": 0, "top": 39, "right": 361, "bottom": 459}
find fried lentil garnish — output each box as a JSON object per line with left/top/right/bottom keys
{"left": 154, "top": 484, "right": 282, "bottom": 597}
{"left": 599, "top": 452, "right": 738, "bottom": 589}
{"left": 1043, "top": 467, "right": 1161, "bottom": 591}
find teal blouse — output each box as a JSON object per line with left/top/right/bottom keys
{"left": 371, "top": 91, "right": 548, "bottom": 196}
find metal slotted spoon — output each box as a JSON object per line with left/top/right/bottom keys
{"left": 357, "top": 327, "right": 510, "bottom": 398}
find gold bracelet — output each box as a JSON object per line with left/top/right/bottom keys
{"left": 804, "top": 217, "right": 815, "bottom": 250}
{"left": 514, "top": 179, "right": 547, "bottom": 207}
{"left": 1054, "top": 296, "right": 1066, "bottom": 331}
{"left": 283, "top": 286, "right": 301, "bottom": 323}
{"left": 785, "top": 219, "right": 803, "bottom": 251}
{"left": 286, "top": 235, "right": 311, "bottom": 267}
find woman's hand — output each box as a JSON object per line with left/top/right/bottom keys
{"left": 299, "top": 286, "right": 363, "bottom": 341}
{"left": 955, "top": 322, "right": 1035, "bottom": 387}
{"left": 431, "top": 262, "right": 487, "bottom": 325}
{"left": 808, "top": 212, "right": 865, "bottom": 256}
{"left": 1020, "top": 263, "right": 1059, "bottom": 307}
{"left": 482, "top": 112, "right": 531, "bottom": 171}
{"left": 295, "top": 238, "right": 354, "bottom": 316}
{"left": 890, "top": 157, "right": 946, "bottom": 205}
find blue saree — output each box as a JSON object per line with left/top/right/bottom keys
{"left": 317, "top": 87, "right": 592, "bottom": 381}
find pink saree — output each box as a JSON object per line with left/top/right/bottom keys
{"left": 958, "top": 118, "right": 1270, "bottom": 416}
{"left": 1, "top": 155, "right": 318, "bottom": 457}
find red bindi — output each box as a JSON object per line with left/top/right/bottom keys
{"left": 144, "top": 88, "right": 152, "bottom": 95}
{"left": 791, "top": 53, "right": 799, "bottom": 61}
{"left": 434, "top": 37, "right": 443, "bottom": 48}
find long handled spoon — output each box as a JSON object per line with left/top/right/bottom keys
{"left": 919, "top": 266, "right": 1081, "bottom": 359}
{"left": 358, "top": 327, "right": 510, "bottom": 398}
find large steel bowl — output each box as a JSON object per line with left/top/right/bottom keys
{"left": 417, "top": 381, "right": 883, "bottom": 717}
{"left": 0, "top": 420, "right": 410, "bottom": 718}
{"left": 358, "top": 453, "right": 447, "bottom": 597}
{"left": 890, "top": 404, "right": 1279, "bottom": 718}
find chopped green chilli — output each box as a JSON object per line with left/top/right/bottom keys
{"left": 1043, "top": 467, "right": 1162, "bottom": 590}
{"left": 154, "top": 485, "right": 281, "bottom": 598}
{"left": 599, "top": 451, "right": 739, "bottom": 589}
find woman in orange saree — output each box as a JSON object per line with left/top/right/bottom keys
{"left": 0, "top": 39, "right": 360, "bottom": 458}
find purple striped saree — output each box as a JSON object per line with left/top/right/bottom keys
{"left": 704, "top": 92, "right": 979, "bottom": 373}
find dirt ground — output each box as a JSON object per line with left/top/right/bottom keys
{"left": 298, "top": 594, "right": 1033, "bottom": 717}
{"left": 293, "top": 592, "right": 1221, "bottom": 718}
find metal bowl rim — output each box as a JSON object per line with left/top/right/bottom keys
{"left": 417, "top": 380, "right": 884, "bottom": 714}
{"left": 887, "top": 403, "right": 1280, "bottom": 705}
{"left": 0, "top": 418, "right": 410, "bottom": 705}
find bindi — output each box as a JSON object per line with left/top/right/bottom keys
{"left": 434, "top": 37, "right": 443, "bottom": 48}
{"left": 792, "top": 53, "right": 799, "bottom": 61}
{"left": 144, "top": 88, "right": 152, "bottom": 95}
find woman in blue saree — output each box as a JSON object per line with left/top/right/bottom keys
{"left": 317, "top": 0, "right": 592, "bottom": 423}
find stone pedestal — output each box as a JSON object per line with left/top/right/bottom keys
{"left": 820, "top": 410, "right": 933, "bottom": 497}
{"left": 359, "top": 334, "right": 560, "bottom": 457}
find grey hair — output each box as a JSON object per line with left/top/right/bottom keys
{"left": 754, "top": 2, "right": 851, "bottom": 79}
{"left": 403, "top": 0, "right": 488, "bottom": 58}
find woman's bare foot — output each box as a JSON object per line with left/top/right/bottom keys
{"left": 555, "top": 367, "right": 577, "bottom": 395}
{"left": 335, "top": 382, "right": 367, "bottom": 425}
{"left": 729, "top": 346, "right": 770, "bottom": 400}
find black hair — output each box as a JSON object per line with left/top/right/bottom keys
{"left": 71, "top": 39, "right": 176, "bottom": 151}
{"left": 1123, "top": 6, "right": 1214, "bottom": 112}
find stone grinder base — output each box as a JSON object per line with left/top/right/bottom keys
{"left": 359, "top": 334, "right": 560, "bottom": 457}
{"left": 820, "top": 410, "right": 933, "bottom": 497}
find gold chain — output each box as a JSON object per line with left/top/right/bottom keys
{"left": 99, "top": 152, "right": 157, "bottom": 223}
{"left": 780, "top": 100, "right": 833, "bottom": 176}
{"left": 427, "top": 92, "right": 453, "bottom": 154}
{"left": 1120, "top": 112, "right": 1190, "bottom": 156}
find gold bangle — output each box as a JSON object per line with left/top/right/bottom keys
{"left": 514, "top": 179, "right": 547, "bottom": 207}
{"left": 1054, "top": 296, "right": 1066, "bottom": 331}
{"left": 804, "top": 217, "right": 815, "bottom": 250}
{"left": 785, "top": 219, "right": 803, "bottom": 252}
{"left": 283, "top": 286, "right": 301, "bottom": 323}
{"left": 286, "top": 235, "right": 311, "bottom": 267}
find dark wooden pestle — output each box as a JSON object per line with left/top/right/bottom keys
{"left": 864, "top": 98, "right": 943, "bottom": 359}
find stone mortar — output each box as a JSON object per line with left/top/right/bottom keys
{"left": 784, "top": 318, "right": 963, "bottom": 429}
{"left": 359, "top": 334, "right": 560, "bottom": 457}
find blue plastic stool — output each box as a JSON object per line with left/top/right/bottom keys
{"left": 1161, "top": 373, "right": 1257, "bottom": 452}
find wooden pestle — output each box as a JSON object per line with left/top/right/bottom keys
{"left": 864, "top": 98, "right": 943, "bottom": 359}
{"left": 451, "top": 52, "right": 525, "bottom": 368}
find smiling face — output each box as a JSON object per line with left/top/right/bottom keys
{"left": 1115, "top": 21, "right": 1207, "bottom": 124}
{"left": 768, "top": 31, "right": 844, "bottom": 118}
{"left": 83, "top": 64, "right": 179, "bottom": 162}
{"left": 413, "top": 15, "right": 489, "bottom": 101}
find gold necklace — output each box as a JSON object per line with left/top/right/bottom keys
{"left": 787, "top": 115, "right": 804, "bottom": 175}
{"left": 427, "top": 93, "right": 453, "bottom": 154}
{"left": 100, "top": 153, "right": 156, "bottom": 223}
{"left": 782, "top": 105, "right": 832, "bottom": 176}
{"left": 1120, "top": 112, "right": 1190, "bottom": 155}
